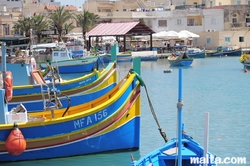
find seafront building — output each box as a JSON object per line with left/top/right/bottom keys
{"left": 0, "top": 0, "right": 249, "bottom": 49}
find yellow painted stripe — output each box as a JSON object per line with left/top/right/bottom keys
{"left": 0, "top": 85, "right": 140, "bottom": 145}
{"left": 0, "top": 73, "right": 136, "bottom": 129}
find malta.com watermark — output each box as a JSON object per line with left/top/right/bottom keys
{"left": 190, "top": 155, "right": 247, "bottom": 165}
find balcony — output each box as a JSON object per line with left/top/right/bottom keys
{"left": 231, "top": 23, "right": 242, "bottom": 27}
{"left": 187, "top": 23, "right": 202, "bottom": 26}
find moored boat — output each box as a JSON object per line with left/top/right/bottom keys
{"left": 221, "top": 46, "right": 242, "bottom": 56}
{"left": 207, "top": 46, "right": 242, "bottom": 57}
{"left": 173, "top": 46, "right": 205, "bottom": 58}
{"left": 239, "top": 53, "right": 250, "bottom": 69}
{"left": 0, "top": 42, "right": 143, "bottom": 162}
{"left": 101, "top": 52, "right": 132, "bottom": 63}
{"left": 10, "top": 61, "right": 117, "bottom": 103}
{"left": 35, "top": 43, "right": 99, "bottom": 74}
{"left": 168, "top": 52, "right": 193, "bottom": 66}
{"left": 130, "top": 68, "right": 216, "bottom": 166}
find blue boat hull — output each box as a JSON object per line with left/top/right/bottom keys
{"left": 131, "top": 135, "right": 216, "bottom": 166}
{"left": 57, "top": 61, "right": 98, "bottom": 73}
{"left": 40, "top": 61, "right": 99, "bottom": 74}
{"left": 140, "top": 56, "right": 158, "bottom": 61}
{"left": 0, "top": 117, "right": 140, "bottom": 162}
{"left": 222, "top": 49, "right": 242, "bottom": 56}
{"left": 188, "top": 51, "right": 205, "bottom": 58}
{"left": 0, "top": 73, "right": 141, "bottom": 162}
{"left": 13, "top": 73, "right": 99, "bottom": 96}
{"left": 8, "top": 83, "right": 116, "bottom": 112}
{"left": 10, "top": 62, "right": 116, "bottom": 102}
{"left": 170, "top": 60, "right": 193, "bottom": 66}
{"left": 101, "top": 54, "right": 132, "bottom": 63}
{"left": 241, "top": 62, "right": 250, "bottom": 69}
{"left": 208, "top": 52, "right": 223, "bottom": 57}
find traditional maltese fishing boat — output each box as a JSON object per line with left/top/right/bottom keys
{"left": 130, "top": 68, "right": 217, "bottom": 166}
{"left": 239, "top": 53, "right": 250, "bottom": 69}
{"left": 0, "top": 42, "right": 144, "bottom": 162}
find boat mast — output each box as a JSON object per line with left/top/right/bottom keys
{"left": 0, "top": 42, "right": 8, "bottom": 124}
{"left": 177, "top": 68, "right": 183, "bottom": 166}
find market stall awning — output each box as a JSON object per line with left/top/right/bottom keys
{"left": 86, "top": 21, "right": 155, "bottom": 37}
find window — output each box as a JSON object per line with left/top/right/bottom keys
{"left": 187, "top": 19, "right": 194, "bottom": 26}
{"left": 210, "top": 1, "right": 213, "bottom": 7}
{"left": 3, "top": 24, "right": 9, "bottom": 36}
{"left": 158, "top": 20, "right": 167, "bottom": 27}
{"left": 194, "top": 38, "right": 198, "bottom": 45}
{"left": 225, "top": 37, "right": 230, "bottom": 43}
{"left": 177, "top": 19, "right": 181, "bottom": 25}
{"left": 206, "top": 37, "right": 211, "bottom": 44}
{"left": 246, "top": 18, "right": 250, "bottom": 26}
{"left": 232, "top": 14, "right": 237, "bottom": 23}
{"left": 248, "top": 1, "right": 250, "bottom": 5}
{"left": 211, "top": 18, "right": 216, "bottom": 24}
{"left": 237, "top": 0, "right": 241, "bottom": 5}
{"left": 239, "top": 37, "right": 244, "bottom": 42}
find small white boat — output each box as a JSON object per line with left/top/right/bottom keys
{"left": 34, "top": 42, "right": 99, "bottom": 74}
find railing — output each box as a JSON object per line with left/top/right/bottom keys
{"left": 187, "top": 23, "right": 202, "bottom": 26}
{"left": 231, "top": 23, "right": 242, "bottom": 27}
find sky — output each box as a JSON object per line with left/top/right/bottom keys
{"left": 58, "top": 0, "right": 84, "bottom": 8}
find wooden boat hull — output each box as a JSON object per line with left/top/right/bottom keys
{"left": 39, "top": 56, "right": 99, "bottom": 73}
{"left": 11, "top": 62, "right": 117, "bottom": 102}
{"left": 240, "top": 62, "right": 250, "bottom": 69}
{"left": 140, "top": 56, "right": 158, "bottom": 61}
{"left": 8, "top": 83, "right": 116, "bottom": 112}
{"left": 206, "top": 51, "right": 223, "bottom": 57}
{"left": 0, "top": 73, "right": 141, "bottom": 162}
{"left": 131, "top": 135, "right": 216, "bottom": 166}
{"left": 168, "top": 55, "right": 193, "bottom": 67}
{"left": 239, "top": 53, "right": 250, "bottom": 69}
{"left": 187, "top": 51, "right": 205, "bottom": 58}
{"left": 222, "top": 49, "right": 242, "bottom": 56}
{"left": 101, "top": 53, "right": 132, "bottom": 63}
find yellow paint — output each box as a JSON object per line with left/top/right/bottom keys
{"left": 0, "top": 84, "right": 140, "bottom": 146}
{"left": 0, "top": 73, "right": 137, "bottom": 130}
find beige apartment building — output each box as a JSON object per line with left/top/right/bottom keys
{"left": 0, "top": 0, "right": 250, "bottom": 49}
{"left": 82, "top": 0, "right": 250, "bottom": 49}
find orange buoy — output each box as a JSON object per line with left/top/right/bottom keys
{"left": 4, "top": 71, "right": 13, "bottom": 101}
{"left": 5, "top": 123, "right": 26, "bottom": 156}
{"left": 244, "top": 69, "right": 248, "bottom": 73}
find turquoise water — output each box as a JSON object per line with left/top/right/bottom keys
{"left": 2, "top": 57, "right": 249, "bottom": 166}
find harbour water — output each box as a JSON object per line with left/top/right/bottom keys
{"left": 2, "top": 57, "right": 250, "bottom": 166}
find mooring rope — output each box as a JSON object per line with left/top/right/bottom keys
{"left": 143, "top": 85, "right": 168, "bottom": 143}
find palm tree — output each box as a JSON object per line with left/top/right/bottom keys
{"left": 49, "top": 6, "right": 72, "bottom": 41}
{"left": 12, "top": 17, "right": 33, "bottom": 37}
{"left": 31, "top": 14, "right": 50, "bottom": 43}
{"left": 63, "top": 22, "right": 75, "bottom": 34}
{"left": 74, "top": 10, "right": 99, "bottom": 49}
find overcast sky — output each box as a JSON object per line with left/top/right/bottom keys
{"left": 58, "top": 0, "right": 84, "bottom": 8}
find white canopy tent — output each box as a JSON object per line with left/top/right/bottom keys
{"left": 178, "top": 30, "right": 200, "bottom": 39}
{"left": 153, "top": 30, "right": 180, "bottom": 39}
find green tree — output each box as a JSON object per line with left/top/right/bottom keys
{"left": 74, "top": 10, "right": 99, "bottom": 48}
{"left": 49, "top": 6, "right": 72, "bottom": 41}
{"left": 63, "top": 22, "right": 75, "bottom": 34}
{"left": 31, "top": 14, "right": 50, "bottom": 43}
{"left": 12, "top": 17, "right": 33, "bottom": 37}
{"left": 139, "top": 18, "right": 145, "bottom": 24}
